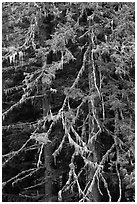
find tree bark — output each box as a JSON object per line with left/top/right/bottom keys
{"left": 42, "top": 78, "right": 53, "bottom": 201}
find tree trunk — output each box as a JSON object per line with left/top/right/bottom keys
{"left": 42, "top": 79, "right": 53, "bottom": 201}
{"left": 44, "top": 142, "right": 53, "bottom": 201}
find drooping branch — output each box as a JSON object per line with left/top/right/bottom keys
{"left": 2, "top": 166, "right": 44, "bottom": 189}
{"left": 71, "top": 45, "right": 90, "bottom": 89}
{"left": 24, "top": 179, "right": 45, "bottom": 190}
{"left": 2, "top": 138, "right": 32, "bottom": 167}
{"left": 37, "top": 144, "right": 44, "bottom": 167}
{"left": 2, "top": 168, "right": 35, "bottom": 188}
{"left": 2, "top": 117, "right": 43, "bottom": 167}
{"left": 91, "top": 49, "right": 101, "bottom": 99}
{"left": 2, "top": 94, "right": 48, "bottom": 121}
{"left": 100, "top": 174, "right": 112, "bottom": 202}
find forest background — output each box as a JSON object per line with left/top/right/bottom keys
{"left": 2, "top": 2, "right": 135, "bottom": 202}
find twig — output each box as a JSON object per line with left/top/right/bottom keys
{"left": 19, "top": 193, "right": 43, "bottom": 199}
{"left": 37, "top": 144, "right": 44, "bottom": 167}
{"left": 79, "top": 30, "right": 89, "bottom": 39}
{"left": 24, "top": 180, "right": 45, "bottom": 190}
{"left": 101, "top": 94, "right": 105, "bottom": 121}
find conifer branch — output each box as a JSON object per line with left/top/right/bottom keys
{"left": 2, "top": 101, "right": 21, "bottom": 120}
{"left": 24, "top": 180, "right": 45, "bottom": 190}
{"left": 12, "top": 167, "right": 44, "bottom": 186}
{"left": 101, "top": 94, "right": 105, "bottom": 121}
{"left": 99, "top": 72, "right": 105, "bottom": 120}
{"left": 2, "top": 94, "right": 47, "bottom": 121}
{"left": 2, "top": 144, "right": 38, "bottom": 159}
{"left": 2, "top": 64, "right": 41, "bottom": 73}
{"left": 72, "top": 99, "right": 87, "bottom": 124}
{"left": 58, "top": 162, "right": 88, "bottom": 202}
{"left": 2, "top": 121, "right": 37, "bottom": 131}
{"left": 96, "top": 173, "right": 103, "bottom": 196}
{"left": 100, "top": 174, "right": 112, "bottom": 201}
{"left": 90, "top": 96, "right": 101, "bottom": 132}
{"left": 84, "top": 165, "right": 102, "bottom": 199}
{"left": 2, "top": 2, "right": 135, "bottom": 201}
{"left": 91, "top": 49, "right": 101, "bottom": 99}
{"left": 81, "top": 144, "right": 115, "bottom": 201}
{"left": 71, "top": 125, "right": 86, "bottom": 147}
{"left": 3, "top": 120, "right": 41, "bottom": 167}
{"left": 37, "top": 144, "right": 44, "bottom": 167}
{"left": 52, "top": 134, "right": 66, "bottom": 164}
{"left": 116, "top": 162, "right": 122, "bottom": 202}
{"left": 2, "top": 138, "right": 32, "bottom": 167}
{"left": 4, "top": 85, "right": 23, "bottom": 95}
{"left": 2, "top": 168, "right": 36, "bottom": 188}
{"left": 19, "top": 193, "right": 43, "bottom": 200}
{"left": 71, "top": 46, "right": 90, "bottom": 89}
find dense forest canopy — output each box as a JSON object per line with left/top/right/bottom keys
{"left": 2, "top": 2, "right": 135, "bottom": 202}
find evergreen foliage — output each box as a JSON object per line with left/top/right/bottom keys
{"left": 2, "top": 2, "right": 135, "bottom": 202}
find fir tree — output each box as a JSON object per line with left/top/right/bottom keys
{"left": 2, "top": 2, "right": 135, "bottom": 202}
